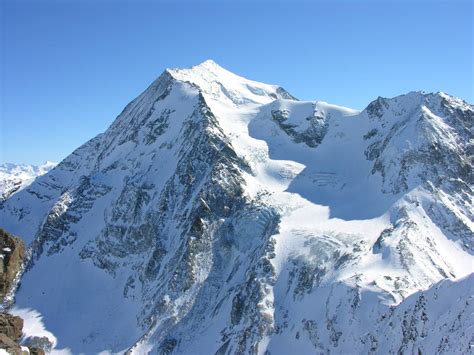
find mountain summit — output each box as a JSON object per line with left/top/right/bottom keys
{"left": 0, "top": 61, "right": 472, "bottom": 354}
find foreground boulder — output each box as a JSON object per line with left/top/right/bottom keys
{"left": 0, "top": 313, "right": 46, "bottom": 355}
{"left": 0, "top": 313, "right": 22, "bottom": 342}
{"left": 0, "top": 312, "right": 25, "bottom": 354}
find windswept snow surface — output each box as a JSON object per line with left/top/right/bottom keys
{"left": 0, "top": 60, "right": 473, "bottom": 354}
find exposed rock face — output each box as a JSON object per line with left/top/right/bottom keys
{"left": 0, "top": 230, "right": 49, "bottom": 354}
{"left": 0, "top": 333, "right": 26, "bottom": 355}
{"left": 0, "top": 228, "right": 25, "bottom": 303}
{"left": 23, "top": 337, "right": 50, "bottom": 354}
{"left": 0, "top": 312, "right": 46, "bottom": 355}
{"left": 270, "top": 102, "right": 333, "bottom": 148}
{"left": 0, "top": 60, "right": 472, "bottom": 354}
{"left": 0, "top": 313, "right": 23, "bottom": 340}
{"left": 28, "top": 348, "right": 46, "bottom": 355}
{"left": 0, "top": 312, "right": 26, "bottom": 354}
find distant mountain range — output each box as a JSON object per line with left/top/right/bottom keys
{"left": 0, "top": 60, "right": 472, "bottom": 354}
{"left": 0, "top": 162, "right": 56, "bottom": 201}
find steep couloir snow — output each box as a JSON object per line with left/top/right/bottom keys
{"left": 0, "top": 162, "right": 56, "bottom": 201}
{"left": 0, "top": 60, "right": 472, "bottom": 354}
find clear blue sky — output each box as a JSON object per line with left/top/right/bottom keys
{"left": 1, "top": 0, "right": 472, "bottom": 165}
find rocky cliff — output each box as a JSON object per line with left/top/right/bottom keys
{"left": 0, "top": 228, "right": 25, "bottom": 307}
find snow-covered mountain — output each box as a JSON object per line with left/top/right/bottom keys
{"left": 0, "top": 60, "right": 472, "bottom": 354}
{"left": 0, "top": 162, "right": 56, "bottom": 201}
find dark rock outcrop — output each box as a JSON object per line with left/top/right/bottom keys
{"left": 0, "top": 228, "right": 25, "bottom": 302}
{"left": 0, "top": 313, "right": 23, "bottom": 341}
{"left": 0, "top": 312, "right": 26, "bottom": 354}
{"left": 0, "top": 312, "right": 47, "bottom": 354}
{"left": 0, "top": 230, "right": 47, "bottom": 354}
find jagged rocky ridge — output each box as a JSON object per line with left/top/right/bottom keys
{"left": 0, "top": 60, "right": 472, "bottom": 354}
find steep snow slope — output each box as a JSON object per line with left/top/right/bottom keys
{"left": 0, "top": 60, "right": 472, "bottom": 354}
{"left": 0, "top": 162, "right": 56, "bottom": 200}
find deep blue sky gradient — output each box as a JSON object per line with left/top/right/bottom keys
{"left": 1, "top": 0, "right": 472, "bottom": 164}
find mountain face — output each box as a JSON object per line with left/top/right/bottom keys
{"left": 0, "top": 60, "right": 472, "bottom": 354}
{"left": 0, "top": 162, "right": 56, "bottom": 201}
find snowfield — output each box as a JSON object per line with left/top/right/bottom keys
{"left": 0, "top": 162, "right": 56, "bottom": 201}
{"left": 0, "top": 60, "right": 473, "bottom": 354}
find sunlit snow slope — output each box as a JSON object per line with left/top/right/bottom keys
{"left": 0, "top": 60, "right": 473, "bottom": 354}
{"left": 0, "top": 162, "right": 56, "bottom": 201}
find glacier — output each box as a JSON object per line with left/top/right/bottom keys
{"left": 0, "top": 60, "right": 472, "bottom": 354}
